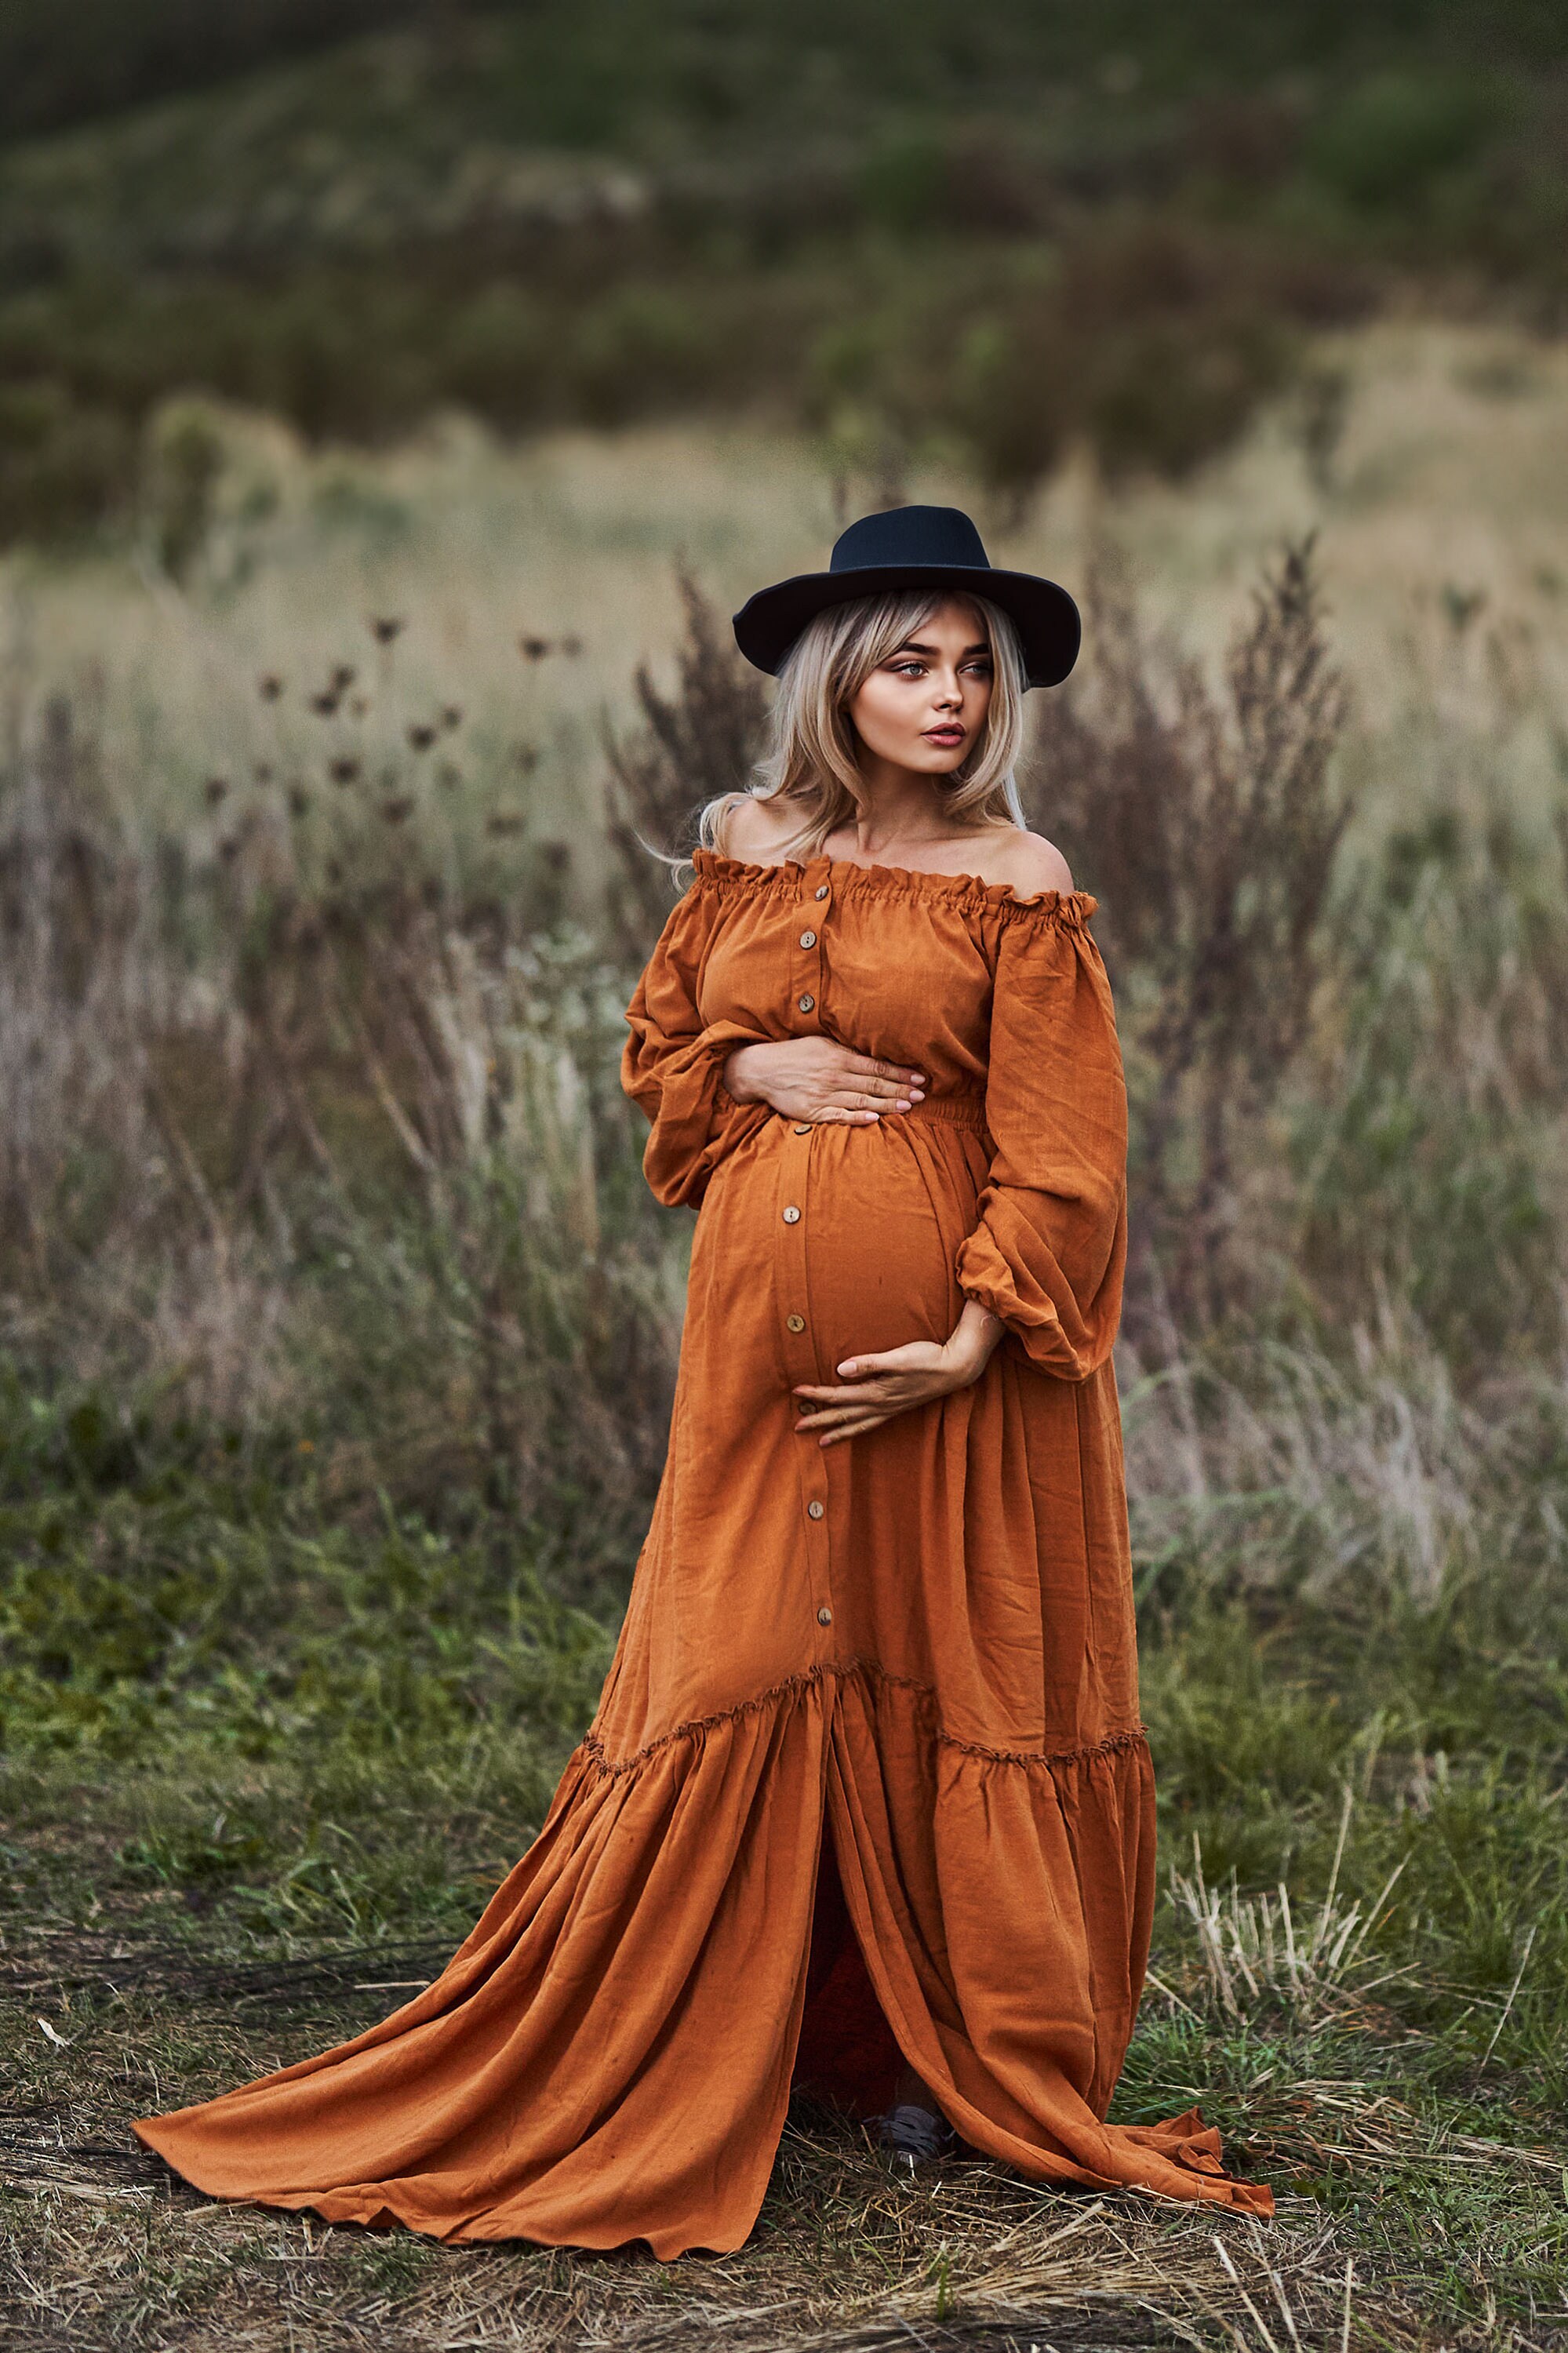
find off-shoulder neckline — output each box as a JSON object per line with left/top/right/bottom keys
{"left": 689, "top": 846, "right": 1096, "bottom": 919}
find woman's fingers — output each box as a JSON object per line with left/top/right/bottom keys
{"left": 795, "top": 1357, "right": 923, "bottom": 1398}
{"left": 795, "top": 1373, "right": 917, "bottom": 1444}
{"left": 780, "top": 1054, "right": 925, "bottom": 1126}
{"left": 794, "top": 1380, "right": 910, "bottom": 1428}
{"left": 839, "top": 1057, "right": 924, "bottom": 1115}
{"left": 793, "top": 1397, "right": 892, "bottom": 1430}
{"left": 822, "top": 1077, "right": 915, "bottom": 1108}
{"left": 793, "top": 1351, "right": 948, "bottom": 1437}
{"left": 810, "top": 1087, "right": 916, "bottom": 1122}
{"left": 793, "top": 1395, "right": 883, "bottom": 1424}
{"left": 829, "top": 1346, "right": 933, "bottom": 1380}
{"left": 803, "top": 1412, "right": 896, "bottom": 1446}
{"left": 793, "top": 1374, "right": 901, "bottom": 1401}
{"left": 817, "top": 1413, "right": 893, "bottom": 1447}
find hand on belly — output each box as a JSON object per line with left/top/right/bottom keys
{"left": 723, "top": 1036, "right": 926, "bottom": 1125}
{"left": 792, "top": 1298, "right": 1006, "bottom": 1446}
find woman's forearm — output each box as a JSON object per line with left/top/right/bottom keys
{"left": 945, "top": 1297, "right": 1005, "bottom": 1379}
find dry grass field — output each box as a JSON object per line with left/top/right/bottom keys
{"left": 7, "top": 317, "right": 1568, "bottom": 853}
{"left": 3, "top": 319, "right": 1568, "bottom": 2348}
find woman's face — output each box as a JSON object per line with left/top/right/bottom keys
{"left": 846, "top": 598, "right": 994, "bottom": 777}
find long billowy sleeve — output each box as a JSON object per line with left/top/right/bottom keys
{"left": 620, "top": 886, "right": 773, "bottom": 1209}
{"left": 954, "top": 899, "right": 1128, "bottom": 1380}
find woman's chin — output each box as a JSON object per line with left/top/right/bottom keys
{"left": 895, "top": 745, "right": 969, "bottom": 778}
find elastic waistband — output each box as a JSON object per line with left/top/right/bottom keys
{"left": 911, "top": 1090, "right": 988, "bottom": 1131}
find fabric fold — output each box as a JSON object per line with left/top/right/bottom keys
{"left": 621, "top": 884, "right": 773, "bottom": 1206}
{"left": 136, "top": 1670, "right": 1271, "bottom": 2249}
{"left": 136, "top": 1688, "right": 831, "bottom": 2257}
{"left": 135, "top": 842, "right": 1272, "bottom": 2247}
{"left": 955, "top": 905, "right": 1128, "bottom": 1380}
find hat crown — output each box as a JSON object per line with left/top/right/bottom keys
{"left": 828, "top": 504, "right": 991, "bottom": 576}
{"left": 733, "top": 501, "right": 1079, "bottom": 689}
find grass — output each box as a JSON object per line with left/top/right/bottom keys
{"left": 6, "top": 318, "right": 1568, "bottom": 867}
{"left": 2, "top": 323, "right": 1568, "bottom": 2342}
{"left": 2, "top": 1558, "right": 1566, "bottom": 2345}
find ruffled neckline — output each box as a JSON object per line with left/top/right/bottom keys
{"left": 690, "top": 846, "right": 1096, "bottom": 924}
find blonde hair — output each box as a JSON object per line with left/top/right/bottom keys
{"left": 686, "top": 588, "right": 1029, "bottom": 882}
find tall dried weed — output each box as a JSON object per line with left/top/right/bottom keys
{"left": 1029, "top": 536, "right": 1352, "bottom": 1334}
{"left": 602, "top": 568, "right": 769, "bottom": 959}
{"left": 2, "top": 538, "right": 1566, "bottom": 1624}
{"left": 0, "top": 694, "right": 680, "bottom": 1563}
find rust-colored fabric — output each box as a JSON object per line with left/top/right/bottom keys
{"left": 134, "top": 848, "right": 1273, "bottom": 2248}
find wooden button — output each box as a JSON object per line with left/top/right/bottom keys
{"left": 806, "top": 1499, "right": 824, "bottom": 1520}
{"left": 786, "top": 1313, "right": 806, "bottom": 1333}
{"left": 799, "top": 929, "right": 817, "bottom": 948}
{"left": 798, "top": 993, "right": 815, "bottom": 1013}
{"left": 782, "top": 1204, "right": 801, "bottom": 1224}
{"left": 817, "top": 1606, "right": 833, "bottom": 1626}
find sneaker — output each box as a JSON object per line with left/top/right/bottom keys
{"left": 871, "top": 2100, "right": 955, "bottom": 2173}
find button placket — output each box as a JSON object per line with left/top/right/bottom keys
{"left": 775, "top": 1067, "right": 834, "bottom": 1643}
{"left": 791, "top": 862, "right": 828, "bottom": 1038}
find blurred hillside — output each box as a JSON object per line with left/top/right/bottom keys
{"left": 2, "top": 0, "right": 1565, "bottom": 545}
{"left": 3, "top": 0, "right": 1565, "bottom": 145}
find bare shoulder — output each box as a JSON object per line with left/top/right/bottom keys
{"left": 971, "top": 827, "right": 1075, "bottom": 900}
{"left": 715, "top": 792, "right": 800, "bottom": 864}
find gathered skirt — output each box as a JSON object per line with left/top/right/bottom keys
{"left": 136, "top": 1080, "right": 1271, "bottom": 2246}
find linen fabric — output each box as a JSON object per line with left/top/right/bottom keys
{"left": 134, "top": 846, "right": 1273, "bottom": 2248}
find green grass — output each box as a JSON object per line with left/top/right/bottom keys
{"left": 2, "top": 1410, "right": 1566, "bottom": 2344}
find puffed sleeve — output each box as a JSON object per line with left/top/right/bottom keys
{"left": 620, "top": 883, "right": 773, "bottom": 1209}
{"left": 954, "top": 898, "right": 1128, "bottom": 1380}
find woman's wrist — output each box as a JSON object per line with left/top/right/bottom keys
{"left": 722, "top": 1044, "right": 763, "bottom": 1104}
{"left": 944, "top": 1299, "right": 1005, "bottom": 1382}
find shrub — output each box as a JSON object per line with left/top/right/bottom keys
{"left": 0, "top": 694, "right": 682, "bottom": 1586}
{"left": 140, "top": 395, "right": 226, "bottom": 580}
{"left": 1028, "top": 538, "right": 1350, "bottom": 1332}
{"left": 0, "top": 377, "right": 133, "bottom": 544}
{"left": 1305, "top": 71, "right": 1501, "bottom": 213}
{"left": 1293, "top": 802, "right": 1568, "bottom": 1364}
{"left": 951, "top": 223, "right": 1301, "bottom": 516}
{"left": 602, "top": 570, "right": 769, "bottom": 961}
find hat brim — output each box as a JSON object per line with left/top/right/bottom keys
{"left": 732, "top": 563, "right": 1081, "bottom": 690}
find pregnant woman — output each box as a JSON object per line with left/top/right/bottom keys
{"left": 135, "top": 505, "right": 1271, "bottom": 2248}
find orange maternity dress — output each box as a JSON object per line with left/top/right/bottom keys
{"left": 135, "top": 846, "right": 1271, "bottom": 2247}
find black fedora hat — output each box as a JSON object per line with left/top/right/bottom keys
{"left": 732, "top": 505, "right": 1080, "bottom": 690}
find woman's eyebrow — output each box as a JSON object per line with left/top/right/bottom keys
{"left": 889, "top": 639, "right": 992, "bottom": 660}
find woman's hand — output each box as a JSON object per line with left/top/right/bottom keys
{"left": 723, "top": 1037, "right": 926, "bottom": 1125}
{"left": 792, "top": 1302, "right": 1005, "bottom": 1446}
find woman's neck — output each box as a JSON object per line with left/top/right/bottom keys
{"left": 826, "top": 763, "right": 990, "bottom": 863}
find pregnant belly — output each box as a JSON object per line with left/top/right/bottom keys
{"left": 697, "top": 1107, "right": 989, "bottom": 1380}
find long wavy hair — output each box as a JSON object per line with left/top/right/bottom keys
{"left": 683, "top": 587, "right": 1030, "bottom": 882}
